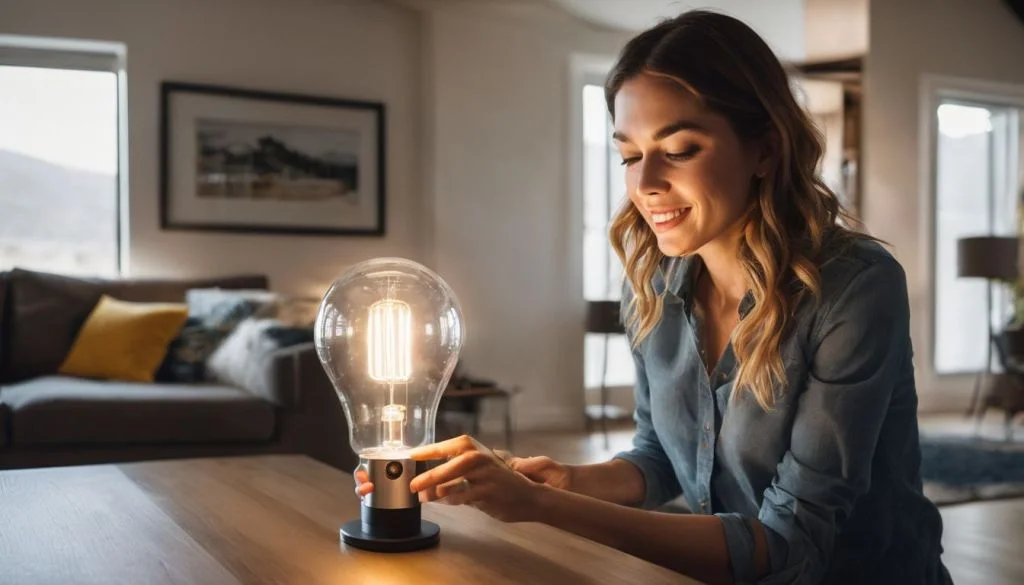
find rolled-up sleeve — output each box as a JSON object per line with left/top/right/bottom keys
{"left": 717, "top": 258, "right": 910, "bottom": 584}
{"left": 613, "top": 346, "right": 683, "bottom": 509}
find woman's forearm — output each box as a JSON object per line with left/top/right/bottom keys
{"left": 566, "top": 459, "right": 646, "bottom": 505}
{"left": 529, "top": 484, "right": 768, "bottom": 585}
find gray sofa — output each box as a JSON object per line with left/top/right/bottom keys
{"left": 0, "top": 268, "right": 357, "bottom": 472}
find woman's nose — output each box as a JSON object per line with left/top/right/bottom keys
{"left": 635, "top": 157, "right": 670, "bottom": 197}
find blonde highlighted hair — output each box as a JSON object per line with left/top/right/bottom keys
{"left": 606, "top": 10, "right": 866, "bottom": 411}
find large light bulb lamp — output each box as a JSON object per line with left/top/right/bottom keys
{"left": 314, "top": 257, "right": 465, "bottom": 552}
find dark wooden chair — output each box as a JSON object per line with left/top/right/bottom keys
{"left": 976, "top": 329, "right": 1024, "bottom": 440}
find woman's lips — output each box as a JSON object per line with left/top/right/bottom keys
{"left": 650, "top": 207, "right": 690, "bottom": 232}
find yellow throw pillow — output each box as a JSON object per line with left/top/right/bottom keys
{"left": 59, "top": 295, "right": 189, "bottom": 383}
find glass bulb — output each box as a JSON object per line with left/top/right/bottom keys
{"left": 314, "top": 258, "right": 465, "bottom": 460}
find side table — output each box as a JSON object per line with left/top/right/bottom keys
{"left": 439, "top": 385, "right": 518, "bottom": 449}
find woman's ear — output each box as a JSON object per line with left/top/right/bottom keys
{"left": 753, "top": 130, "right": 780, "bottom": 178}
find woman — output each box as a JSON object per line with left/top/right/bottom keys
{"left": 357, "top": 10, "right": 951, "bottom": 585}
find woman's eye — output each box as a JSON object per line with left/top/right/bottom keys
{"left": 619, "top": 156, "right": 641, "bottom": 167}
{"left": 667, "top": 147, "right": 701, "bottom": 161}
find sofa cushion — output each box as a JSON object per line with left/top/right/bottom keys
{"left": 0, "top": 269, "right": 107, "bottom": 383}
{"left": 1, "top": 376, "right": 275, "bottom": 446}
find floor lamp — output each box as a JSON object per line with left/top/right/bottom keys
{"left": 585, "top": 300, "right": 626, "bottom": 449}
{"left": 957, "top": 236, "right": 1020, "bottom": 417}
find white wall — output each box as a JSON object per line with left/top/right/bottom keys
{"left": 421, "top": 2, "right": 632, "bottom": 429}
{"left": 804, "top": 0, "right": 867, "bottom": 61}
{"left": 863, "top": 0, "right": 1024, "bottom": 411}
{"left": 0, "top": 0, "right": 425, "bottom": 297}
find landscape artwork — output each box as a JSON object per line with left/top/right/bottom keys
{"left": 161, "top": 82, "right": 385, "bottom": 236}
{"left": 195, "top": 119, "right": 360, "bottom": 203}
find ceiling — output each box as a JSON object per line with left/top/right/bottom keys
{"left": 385, "top": 0, "right": 814, "bottom": 63}
{"left": 545, "top": 0, "right": 807, "bottom": 61}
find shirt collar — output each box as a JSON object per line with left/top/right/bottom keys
{"left": 661, "top": 255, "right": 756, "bottom": 319}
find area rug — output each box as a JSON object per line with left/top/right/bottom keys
{"left": 919, "top": 435, "right": 1024, "bottom": 506}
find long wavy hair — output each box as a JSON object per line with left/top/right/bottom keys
{"left": 607, "top": 10, "right": 865, "bottom": 410}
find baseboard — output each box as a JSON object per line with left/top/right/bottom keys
{"left": 474, "top": 404, "right": 583, "bottom": 435}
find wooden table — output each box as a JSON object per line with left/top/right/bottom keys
{"left": 0, "top": 455, "right": 699, "bottom": 585}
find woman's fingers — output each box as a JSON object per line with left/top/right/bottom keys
{"left": 509, "top": 456, "right": 549, "bottom": 475}
{"left": 353, "top": 468, "right": 374, "bottom": 498}
{"left": 418, "top": 477, "right": 469, "bottom": 502}
{"left": 492, "top": 449, "right": 514, "bottom": 463}
{"left": 441, "top": 481, "right": 486, "bottom": 507}
{"left": 409, "top": 450, "right": 489, "bottom": 493}
{"left": 408, "top": 434, "right": 482, "bottom": 461}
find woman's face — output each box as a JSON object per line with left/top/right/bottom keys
{"left": 613, "top": 73, "right": 767, "bottom": 257}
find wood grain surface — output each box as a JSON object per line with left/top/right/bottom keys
{"left": 0, "top": 455, "right": 700, "bottom": 585}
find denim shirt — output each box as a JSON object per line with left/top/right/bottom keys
{"left": 614, "top": 239, "right": 952, "bottom": 585}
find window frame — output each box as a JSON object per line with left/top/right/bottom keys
{"left": 569, "top": 53, "right": 638, "bottom": 392}
{"left": 0, "top": 34, "right": 128, "bottom": 275}
{"left": 921, "top": 75, "right": 1024, "bottom": 378}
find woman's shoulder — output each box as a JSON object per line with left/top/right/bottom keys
{"left": 798, "top": 234, "right": 905, "bottom": 331}
{"left": 817, "top": 233, "right": 906, "bottom": 291}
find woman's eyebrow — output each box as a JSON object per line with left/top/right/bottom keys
{"left": 612, "top": 119, "right": 710, "bottom": 143}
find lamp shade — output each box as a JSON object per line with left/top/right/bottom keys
{"left": 586, "top": 300, "right": 625, "bottom": 334}
{"left": 957, "top": 236, "right": 1020, "bottom": 281}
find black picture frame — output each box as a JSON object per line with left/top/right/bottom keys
{"left": 159, "top": 81, "right": 386, "bottom": 236}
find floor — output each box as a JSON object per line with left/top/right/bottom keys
{"left": 483, "top": 412, "right": 1024, "bottom": 585}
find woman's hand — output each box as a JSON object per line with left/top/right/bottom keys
{"left": 506, "top": 455, "right": 574, "bottom": 491}
{"left": 407, "top": 435, "right": 546, "bottom": 523}
{"left": 353, "top": 465, "right": 373, "bottom": 499}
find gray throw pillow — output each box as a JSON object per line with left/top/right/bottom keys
{"left": 205, "top": 318, "right": 281, "bottom": 394}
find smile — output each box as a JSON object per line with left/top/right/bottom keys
{"left": 649, "top": 207, "right": 690, "bottom": 232}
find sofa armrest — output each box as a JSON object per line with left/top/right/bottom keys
{"left": 251, "top": 342, "right": 323, "bottom": 409}
{"left": 264, "top": 342, "right": 357, "bottom": 471}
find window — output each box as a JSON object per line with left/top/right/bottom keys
{"left": 933, "top": 100, "right": 1022, "bottom": 374}
{"left": 0, "top": 37, "right": 126, "bottom": 276}
{"left": 581, "top": 82, "right": 635, "bottom": 390}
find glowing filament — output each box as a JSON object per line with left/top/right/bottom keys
{"left": 367, "top": 299, "right": 412, "bottom": 382}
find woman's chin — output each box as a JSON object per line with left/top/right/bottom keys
{"left": 656, "top": 236, "right": 699, "bottom": 258}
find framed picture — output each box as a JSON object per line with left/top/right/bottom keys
{"left": 160, "top": 81, "right": 385, "bottom": 236}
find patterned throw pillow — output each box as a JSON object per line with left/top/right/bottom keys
{"left": 154, "top": 317, "right": 219, "bottom": 382}
{"left": 155, "top": 291, "right": 276, "bottom": 383}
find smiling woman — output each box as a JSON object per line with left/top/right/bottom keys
{"left": 358, "top": 10, "right": 953, "bottom": 585}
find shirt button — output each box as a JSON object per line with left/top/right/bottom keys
{"left": 700, "top": 498, "right": 709, "bottom": 510}
{"left": 704, "top": 422, "right": 711, "bottom": 432}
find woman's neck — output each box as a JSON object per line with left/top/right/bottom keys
{"left": 695, "top": 229, "right": 747, "bottom": 313}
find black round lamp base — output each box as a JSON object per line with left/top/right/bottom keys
{"left": 341, "top": 519, "right": 440, "bottom": 553}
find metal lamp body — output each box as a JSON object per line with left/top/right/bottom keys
{"left": 341, "top": 458, "right": 440, "bottom": 552}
